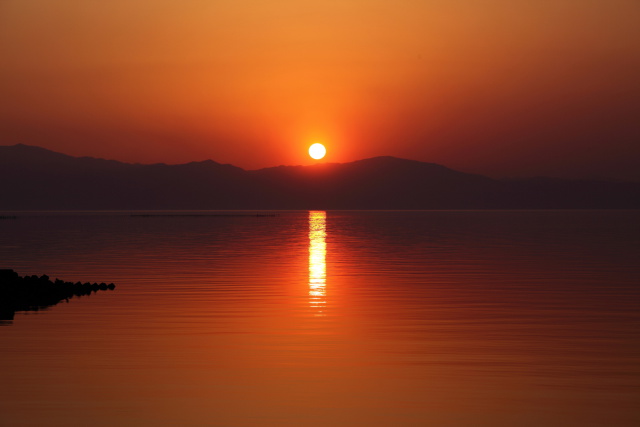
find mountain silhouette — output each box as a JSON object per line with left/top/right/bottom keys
{"left": 1, "top": 144, "right": 638, "bottom": 209}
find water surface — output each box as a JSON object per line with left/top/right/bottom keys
{"left": 1, "top": 210, "right": 639, "bottom": 426}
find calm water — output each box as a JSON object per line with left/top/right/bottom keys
{"left": 1, "top": 210, "right": 639, "bottom": 426}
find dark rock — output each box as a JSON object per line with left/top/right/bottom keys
{"left": 0, "top": 269, "right": 117, "bottom": 325}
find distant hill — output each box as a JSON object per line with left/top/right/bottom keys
{"left": 1, "top": 144, "right": 638, "bottom": 209}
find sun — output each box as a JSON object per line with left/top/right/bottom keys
{"left": 309, "top": 143, "right": 326, "bottom": 160}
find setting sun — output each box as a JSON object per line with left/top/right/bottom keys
{"left": 309, "top": 143, "right": 326, "bottom": 160}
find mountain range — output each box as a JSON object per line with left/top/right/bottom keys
{"left": 1, "top": 144, "right": 638, "bottom": 209}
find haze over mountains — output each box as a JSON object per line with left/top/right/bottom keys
{"left": 1, "top": 144, "right": 638, "bottom": 210}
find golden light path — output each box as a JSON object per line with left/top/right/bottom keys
{"left": 308, "top": 211, "right": 327, "bottom": 312}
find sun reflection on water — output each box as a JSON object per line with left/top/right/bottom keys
{"left": 308, "top": 211, "right": 326, "bottom": 312}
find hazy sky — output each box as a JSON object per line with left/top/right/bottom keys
{"left": 1, "top": 0, "right": 639, "bottom": 179}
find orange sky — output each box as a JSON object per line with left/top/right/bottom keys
{"left": 1, "top": 0, "right": 639, "bottom": 180}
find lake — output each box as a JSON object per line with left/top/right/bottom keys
{"left": 1, "top": 210, "right": 639, "bottom": 426}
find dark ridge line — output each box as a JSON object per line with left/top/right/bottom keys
{"left": 131, "top": 213, "right": 279, "bottom": 217}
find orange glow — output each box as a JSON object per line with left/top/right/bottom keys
{"left": 308, "top": 211, "right": 326, "bottom": 312}
{"left": 0, "top": 1, "right": 638, "bottom": 179}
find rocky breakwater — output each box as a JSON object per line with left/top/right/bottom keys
{"left": 0, "top": 269, "right": 115, "bottom": 324}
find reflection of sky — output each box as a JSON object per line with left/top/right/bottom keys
{"left": 308, "top": 211, "right": 326, "bottom": 310}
